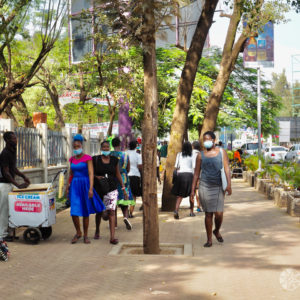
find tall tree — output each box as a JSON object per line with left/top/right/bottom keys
{"left": 200, "top": 0, "right": 289, "bottom": 138}
{"left": 162, "top": 0, "right": 219, "bottom": 211}
{"left": 95, "top": 0, "right": 181, "bottom": 253}
{"left": 0, "top": 0, "right": 66, "bottom": 122}
{"left": 271, "top": 70, "right": 292, "bottom": 117}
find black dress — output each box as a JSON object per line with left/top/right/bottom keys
{"left": 92, "top": 155, "right": 118, "bottom": 198}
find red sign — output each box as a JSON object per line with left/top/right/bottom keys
{"left": 14, "top": 201, "right": 42, "bottom": 213}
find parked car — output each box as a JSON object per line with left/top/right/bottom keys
{"left": 264, "top": 146, "right": 288, "bottom": 162}
{"left": 241, "top": 142, "right": 259, "bottom": 156}
{"left": 285, "top": 144, "right": 300, "bottom": 163}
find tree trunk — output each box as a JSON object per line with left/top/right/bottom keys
{"left": 45, "top": 84, "right": 65, "bottom": 128}
{"left": 161, "top": 0, "right": 219, "bottom": 211}
{"left": 14, "top": 96, "right": 34, "bottom": 128}
{"left": 107, "top": 104, "right": 116, "bottom": 137}
{"left": 141, "top": 0, "right": 160, "bottom": 254}
{"left": 2, "top": 103, "right": 18, "bottom": 127}
{"left": 200, "top": 1, "right": 249, "bottom": 139}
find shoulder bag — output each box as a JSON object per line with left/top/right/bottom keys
{"left": 93, "top": 156, "right": 110, "bottom": 197}
{"left": 220, "top": 148, "right": 228, "bottom": 191}
{"left": 172, "top": 153, "right": 180, "bottom": 184}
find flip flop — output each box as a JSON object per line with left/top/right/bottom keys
{"left": 110, "top": 238, "right": 119, "bottom": 245}
{"left": 83, "top": 237, "right": 91, "bottom": 244}
{"left": 213, "top": 230, "right": 224, "bottom": 243}
{"left": 93, "top": 233, "right": 101, "bottom": 240}
{"left": 71, "top": 234, "right": 82, "bottom": 244}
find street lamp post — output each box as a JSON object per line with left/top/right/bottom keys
{"left": 257, "top": 66, "right": 262, "bottom": 171}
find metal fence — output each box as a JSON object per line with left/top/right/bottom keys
{"left": 48, "top": 130, "right": 67, "bottom": 165}
{"left": 15, "top": 127, "right": 42, "bottom": 168}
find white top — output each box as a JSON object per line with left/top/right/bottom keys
{"left": 192, "top": 149, "right": 200, "bottom": 172}
{"left": 174, "top": 152, "right": 193, "bottom": 173}
{"left": 127, "top": 150, "right": 142, "bottom": 177}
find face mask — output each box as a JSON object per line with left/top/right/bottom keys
{"left": 73, "top": 148, "right": 83, "bottom": 156}
{"left": 8, "top": 140, "right": 17, "bottom": 150}
{"left": 204, "top": 141, "right": 214, "bottom": 149}
{"left": 102, "top": 151, "right": 111, "bottom": 156}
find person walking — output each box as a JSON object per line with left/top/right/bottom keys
{"left": 160, "top": 141, "right": 168, "bottom": 180}
{"left": 67, "top": 134, "right": 105, "bottom": 245}
{"left": 127, "top": 140, "right": 142, "bottom": 218}
{"left": 0, "top": 132, "right": 30, "bottom": 261}
{"left": 172, "top": 141, "right": 194, "bottom": 219}
{"left": 93, "top": 141, "right": 128, "bottom": 245}
{"left": 191, "top": 131, "right": 232, "bottom": 248}
{"left": 111, "top": 137, "right": 134, "bottom": 230}
{"left": 192, "top": 141, "right": 202, "bottom": 213}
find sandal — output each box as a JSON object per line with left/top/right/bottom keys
{"left": 203, "top": 242, "right": 212, "bottom": 247}
{"left": 93, "top": 233, "right": 101, "bottom": 240}
{"left": 174, "top": 211, "right": 179, "bottom": 219}
{"left": 83, "top": 237, "right": 91, "bottom": 244}
{"left": 71, "top": 234, "right": 82, "bottom": 244}
{"left": 189, "top": 212, "right": 196, "bottom": 217}
{"left": 213, "top": 229, "right": 224, "bottom": 243}
{"left": 110, "top": 238, "right": 119, "bottom": 245}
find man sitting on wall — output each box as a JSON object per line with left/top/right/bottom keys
{"left": 0, "top": 131, "right": 30, "bottom": 261}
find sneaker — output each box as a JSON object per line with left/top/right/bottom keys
{"left": 124, "top": 218, "right": 132, "bottom": 230}
{"left": 0, "top": 241, "right": 10, "bottom": 262}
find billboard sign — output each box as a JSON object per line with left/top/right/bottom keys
{"left": 243, "top": 21, "right": 274, "bottom": 68}
{"left": 279, "top": 121, "right": 290, "bottom": 143}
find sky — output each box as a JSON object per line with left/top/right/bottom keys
{"left": 209, "top": 7, "right": 300, "bottom": 83}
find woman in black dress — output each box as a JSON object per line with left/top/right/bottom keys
{"left": 93, "top": 141, "right": 128, "bottom": 245}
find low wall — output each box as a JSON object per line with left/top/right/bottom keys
{"left": 16, "top": 165, "right": 69, "bottom": 191}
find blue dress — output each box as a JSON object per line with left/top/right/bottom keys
{"left": 69, "top": 155, "right": 105, "bottom": 217}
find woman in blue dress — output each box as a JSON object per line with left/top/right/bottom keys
{"left": 67, "top": 134, "right": 105, "bottom": 244}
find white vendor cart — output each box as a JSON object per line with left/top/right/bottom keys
{"left": 8, "top": 170, "right": 66, "bottom": 244}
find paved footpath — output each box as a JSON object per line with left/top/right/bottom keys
{"left": 1, "top": 180, "right": 300, "bottom": 300}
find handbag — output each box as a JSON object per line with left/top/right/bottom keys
{"left": 220, "top": 148, "right": 228, "bottom": 191}
{"left": 93, "top": 156, "right": 110, "bottom": 197}
{"left": 172, "top": 153, "right": 180, "bottom": 184}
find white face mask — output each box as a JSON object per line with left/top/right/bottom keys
{"left": 204, "top": 141, "right": 214, "bottom": 149}
{"left": 73, "top": 148, "right": 83, "bottom": 155}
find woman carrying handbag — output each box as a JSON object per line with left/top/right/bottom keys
{"left": 191, "top": 131, "right": 232, "bottom": 248}
{"left": 93, "top": 141, "right": 128, "bottom": 245}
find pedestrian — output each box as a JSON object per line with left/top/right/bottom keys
{"left": 127, "top": 140, "right": 142, "bottom": 217}
{"left": 0, "top": 132, "right": 30, "bottom": 261}
{"left": 192, "top": 141, "right": 202, "bottom": 212}
{"left": 110, "top": 137, "right": 134, "bottom": 230}
{"left": 93, "top": 140, "right": 128, "bottom": 245}
{"left": 157, "top": 152, "right": 161, "bottom": 185}
{"left": 172, "top": 141, "right": 194, "bottom": 219}
{"left": 191, "top": 131, "right": 232, "bottom": 248}
{"left": 67, "top": 134, "right": 105, "bottom": 245}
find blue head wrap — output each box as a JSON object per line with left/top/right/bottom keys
{"left": 73, "top": 134, "right": 84, "bottom": 143}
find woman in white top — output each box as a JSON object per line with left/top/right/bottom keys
{"left": 171, "top": 141, "right": 194, "bottom": 219}
{"left": 127, "top": 140, "right": 142, "bottom": 218}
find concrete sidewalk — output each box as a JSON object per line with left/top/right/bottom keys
{"left": 1, "top": 180, "right": 300, "bottom": 300}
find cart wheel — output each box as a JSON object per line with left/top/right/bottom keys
{"left": 23, "top": 227, "right": 41, "bottom": 244}
{"left": 40, "top": 227, "right": 52, "bottom": 240}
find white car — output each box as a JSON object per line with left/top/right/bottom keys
{"left": 285, "top": 144, "right": 300, "bottom": 163}
{"left": 241, "top": 142, "right": 259, "bottom": 156}
{"left": 264, "top": 146, "right": 288, "bottom": 162}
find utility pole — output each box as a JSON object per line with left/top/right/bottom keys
{"left": 257, "top": 67, "right": 262, "bottom": 171}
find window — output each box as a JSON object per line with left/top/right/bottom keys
{"left": 247, "top": 143, "right": 258, "bottom": 150}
